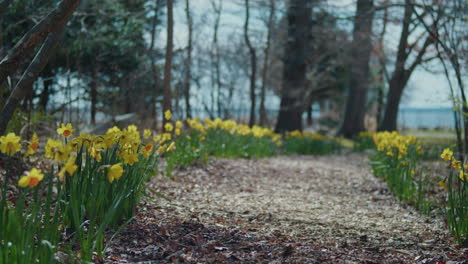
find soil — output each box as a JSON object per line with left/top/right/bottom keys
{"left": 107, "top": 154, "right": 467, "bottom": 263}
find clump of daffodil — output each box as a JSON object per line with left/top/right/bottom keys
{"left": 0, "top": 132, "right": 22, "bottom": 156}
{"left": 57, "top": 123, "right": 74, "bottom": 138}
{"left": 372, "top": 131, "right": 420, "bottom": 159}
{"left": 440, "top": 147, "right": 467, "bottom": 182}
{"left": 18, "top": 168, "right": 44, "bottom": 188}
{"left": 108, "top": 163, "right": 124, "bottom": 183}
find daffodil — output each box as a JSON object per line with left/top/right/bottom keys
{"left": 459, "top": 170, "right": 467, "bottom": 181}
{"left": 164, "top": 110, "right": 172, "bottom": 120}
{"left": 175, "top": 120, "right": 183, "bottom": 129}
{"left": 440, "top": 148, "right": 453, "bottom": 161}
{"left": 143, "top": 129, "right": 152, "bottom": 139}
{"left": 57, "top": 123, "right": 74, "bottom": 138}
{"left": 108, "top": 163, "right": 124, "bottom": 183}
{"left": 451, "top": 159, "right": 462, "bottom": 170}
{"left": 164, "top": 122, "right": 174, "bottom": 132}
{"left": 45, "top": 139, "right": 69, "bottom": 162}
{"left": 175, "top": 128, "right": 181, "bottom": 136}
{"left": 24, "top": 133, "right": 39, "bottom": 157}
{"left": 58, "top": 155, "right": 78, "bottom": 181}
{"left": 157, "top": 145, "right": 166, "bottom": 153}
{"left": 18, "top": 168, "right": 44, "bottom": 188}
{"left": 122, "top": 152, "right": 139, "bottom": 166}
{"left": 142, "top": 143, "right": 153, "bottom": 158}
{"left": 0, "top": 132, "right": 21, "bottom": 156}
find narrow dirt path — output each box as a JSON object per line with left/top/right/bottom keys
{"left": 108, "top": 154, "right": 466, "bottom": 263}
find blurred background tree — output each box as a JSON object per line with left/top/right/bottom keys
{"left": 0, "top": 0, "right": 465, "bottom": 152}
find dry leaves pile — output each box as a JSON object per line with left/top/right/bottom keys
{"left": 107, "top": 154, "right": 467, "bottom": 263}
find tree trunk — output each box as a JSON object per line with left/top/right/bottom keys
{"left": 184, "top": 0, "right": 192, "bottom": 119}
{"left": 259, "top": 0, "right": 275, "bottom": 127}
{"left": 379, "top": 0, "right": 433, "bottom": 131}
{"left": 0, "top": 24, "right": 67, "bottom": 135}
{"left": 210, "top": 0, "right": 222, "bottom": 118}
{"left": 306, "top": 102, "right": 313, "bottom": 126}
{"left": 90, "top": 65, "right": 98, "bottom": 125}
{"left": 39, "top": 68, "right": 54, "bottom": 111}
{"left": 244, "top": 0, "right": 257, "bottom": 127}
{"left": 339, "top": 0, "right": 374, "bottom": 138}
{"left": 150, "top": 0, "right": 161, "bottom": 129}
{"left": 0, "top": 0, "right": 81, "bottom": 85}
{"left": 162, "top": 0, "right": 173, "bottom": 128}
{"left": 274, "top": 0, "right": 312, "bottom": 133}
{"left": 378, "top": 1, "right": 411, "bottom": 131}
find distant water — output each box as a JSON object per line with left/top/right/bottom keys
{"left": 398, "top": 107, "right": 455, "bottom": 129}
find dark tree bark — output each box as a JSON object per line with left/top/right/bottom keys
{"left": 376, "top": 1, "right": 389, "bottom": 125}
{"left": 184, "top": 0, "right": 192, "bottom": 119}
{"left": 0, "top": 0, "right": 81, "bottom": 85}
{"left": 0, "top": 24, "right": 67, "bottom": 135}
{"left": 379, "top": 0, "right": 434, "bottom": 131}
{"left": 306, "top": 102, "right": 313, "bottom": 126}
{"left": 90, "top": 65, "right": 98, "bottom": 125}
{"left": 0, "top": 0, "right": 12, "bottom": 17}
{"left": 210, "top": 0, "right": 222, "bottom": 117}
{"left": 150, "top": 0, "right": 161, "bottom": 129}
{"left": 274, "top": 0, "right": 312, "bottom": 133}
{"left": 162, "top": 0, "right": 173, "bottom": 128}
{"left": 259, "top": 0, "right": 275, "bottom": 127}
{"left": 244, "top": 0, "right": 257, "bottom": 127}
{"left": 38, "top": 67, "right": 54, "bottom": 111}
{"left": 339, "top": 0, "right": 374, "bottom": 138}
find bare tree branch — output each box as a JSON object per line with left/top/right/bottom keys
{"left": 0, "top": 0, "right": 81, "bottom": 84}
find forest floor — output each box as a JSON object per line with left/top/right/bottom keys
{"left": 107, "top": 154, "right": 467, "bottom": 263}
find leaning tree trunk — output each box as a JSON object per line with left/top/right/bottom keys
{"left": 244, "top": 0, "right": 257, "bottom": 127}
{"left": 0, "top": 0, "right": 80, "bottom": 85}
{"left": 339, "top": 0, "right": 374, "bottom": 138}
{"left": 379, "top": 0, "right": 434, "bottom": 131}
{"left": 274, "top": 0, "right": 312, "bottom": 133}
{"left": 0, "top": 24, "right": 67, "bottom": 135}
{"left": 162, "top": 0, "right": 173, "bottom": 128}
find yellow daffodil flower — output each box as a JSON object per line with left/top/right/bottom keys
{"left": 164, "top": 123, "right": 174, "bottom": 132}
{"left": 164, "top": 110, "right": 172, "bottom": 120}
{"left": 440, "top": 148, "right": 453, "bottom": 161}
{"left": 143, "top": 129, "right": 152, "bottom": 139}
{"left": 57, "top": 123, "right": 74, "bottom": 138}
{"left": 459, "top": 170, "right": 467, "bottom": 181}
{"left": 18, "top": 168, "right": 44, "bottom": 188}
{"left": 58, "top": 155, "right": 78, "bottom": 181}
{"left": 0, "top": 132, "right": 21, "bottom": 156}
{"left": 108, "top": 163, "right": 124, "bottom": 183}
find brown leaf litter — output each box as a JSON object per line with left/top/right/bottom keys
{"left": 107, "top": 154, "right": 467, "bottom": 263}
